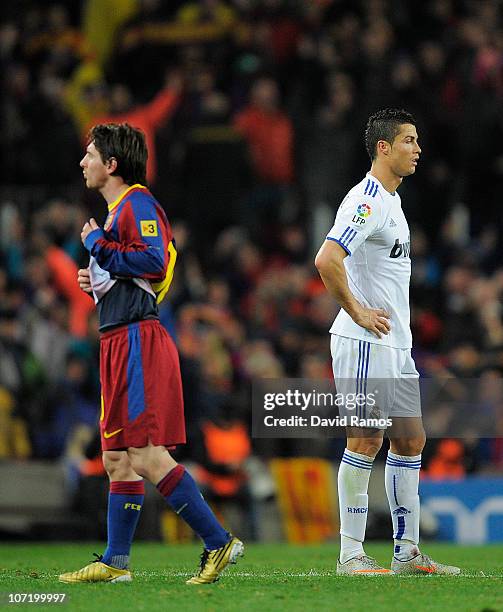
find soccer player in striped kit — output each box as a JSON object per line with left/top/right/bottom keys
{"left": 59, "top": 123, "right": 243, "bottom": 585}
{"left": 315, "top": 109, "right": 460, "bottom": 575}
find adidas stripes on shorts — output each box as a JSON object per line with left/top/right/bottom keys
{"left": 330, "top": 334, "right": 421, "bottom": 422}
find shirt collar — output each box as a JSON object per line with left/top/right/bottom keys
{"left": 108, "top": 184, "right": 146, "bottom": 212}
{"left": 366, "top": 172, "right": 396, "bottom": 196}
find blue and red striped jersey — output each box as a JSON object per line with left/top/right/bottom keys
{"left": 84, "top": 184, "right": 177, "bottom": 331}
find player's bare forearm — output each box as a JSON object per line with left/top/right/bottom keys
{"left": 315, "top": 241, "right": 361, "bottom": 319}
{"left": 320, "top": 266, "right": 360, "bottom": 318}
{"left": 315, "top": 240, "right": 391, "bottom": 338}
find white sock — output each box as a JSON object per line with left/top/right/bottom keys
{"left": 338, "top": 449, "right": 374, "bottom": 563}
{"left": 385, "top": 451, "right": 421, "bottom": 561}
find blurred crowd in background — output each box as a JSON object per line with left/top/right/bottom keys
{"left": 1, "top": 0, "right": 503, "bottom": 504}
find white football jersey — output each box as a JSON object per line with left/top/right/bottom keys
{"left": 88, "top": 256, "right": 156, "bottom": 305}
{"left": 327, "top": 173, "right": 412, "bottom": 348}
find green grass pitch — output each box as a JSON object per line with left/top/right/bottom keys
{"left": 0, "top": 542, "right": 501, "bottom": 611}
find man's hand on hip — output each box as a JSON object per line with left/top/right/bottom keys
{"left": 352, "top": 306, "right": 391, "bottom": 339}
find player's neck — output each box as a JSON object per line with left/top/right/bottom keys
{"left": 369, "top": 163, "right": 402, "bottom": 194}
{"left": 100, "top": 179, "right": 131, "bottom": 206}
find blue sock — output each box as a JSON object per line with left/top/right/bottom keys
{"left": 102, "top": 480, "right": 145, "bottom": 569}
{"left": 157, "top": 465, "right": 230, "bottom": 550}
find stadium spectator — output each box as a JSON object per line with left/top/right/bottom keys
{"left": 234, "top": 76, "right": 294, "bottom": 185}
{"left": 233, "top": 76, "right": 295, "bottom": 239}
{"left": 85, "top": 70, "right": 183, "bottom": 185}
{"left": 423, "top": 439, "right": 466, "bottom": 480}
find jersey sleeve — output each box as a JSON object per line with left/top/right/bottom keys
{"left": 84, "top": 195, "right": 168, "bottom": 280}
{"left": 326, "top": 195, "right": 383, "bottom": 255}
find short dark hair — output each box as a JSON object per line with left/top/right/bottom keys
{"left": 364, "top": 108, "right": 416, "bottom": 161}
{"left": 88, "top": 123, "right": 148, "bottom": 185}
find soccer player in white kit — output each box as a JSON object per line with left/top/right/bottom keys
{"left": 315, "top": 109, "right": 460, "bottom": 575}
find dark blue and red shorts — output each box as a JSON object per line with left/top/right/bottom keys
{"left": 99, "top": 319, "right": 186, "bottom": 450}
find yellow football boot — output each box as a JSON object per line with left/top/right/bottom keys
{"left": 59, "top": 554, "right": 132, "bottom": 583}
{"left": 186, "top": 536, "right": 244, "bottom": 584}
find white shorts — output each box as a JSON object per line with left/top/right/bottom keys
{"left": 330, "top": 334, "right": 421, "bottom": 420}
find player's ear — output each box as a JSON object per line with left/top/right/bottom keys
{"left": 106, "top": 157, "right": 118, "bottom": 173}
{"left": 377, "top": 140, "right": 390, "bottom": 156}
